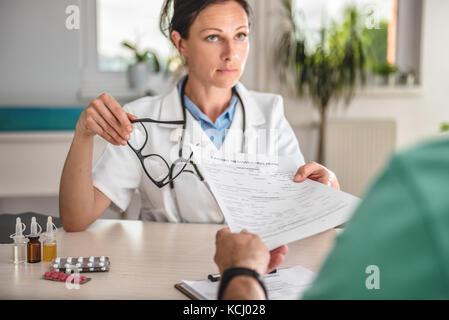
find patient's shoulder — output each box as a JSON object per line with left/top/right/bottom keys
{"left": 392, "top": 137, "right": 449, "bottom": 211}
{"left": 395, "top": 137, "right": 449, "bottom": 168}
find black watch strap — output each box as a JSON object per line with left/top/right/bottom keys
{"left": 217, "top": 267, "right": 268, "bottom": 300}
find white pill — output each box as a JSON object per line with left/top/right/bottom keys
{"left": 89, "top": 267, "right": 94, "bottom": 271}
{"left": 87, "top": 262, "right": 93, "bottom": 267}
{"left": 54, "top": 268, "right": 59, "bottom": 272}
{"left": 101, "top": 267, "right": 106, "bottom": 271}
{"left": 99, "top": 262, "right": 104, "bottom": 267}
{"left": 100, "top": 256, "right": 105, "bottom": 262}
{"left": 53, "top": 264, "right": 58, "bottom": 269}
{"left": 89, "top": 256, "right": 94, "bottom": 262}
{"left": 67, "top": 257, "right": 72, "bottom": 263}
{"left": 77, "top": 257, "right": 83, "bottom": 263}
{"left": 55, "top": 258, "right": 61, "bottom": 263}
{"left": 64, "top": 263, "right": 70, "bottom": 268}
{"left": 66, "top": 268, "right": 71, "bottom": 273}
{"left": 76, "top": 263, "right": 81, "bottom": 268}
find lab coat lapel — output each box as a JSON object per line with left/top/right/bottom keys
{"left": 235, "top": 82, "right": 266, "bottom": 128}
{"left": 154, "top": 84, "right": 186, "bottom": 157}
{"left": 219, "top": 97, "right": 244, "bottom": 154}
{"left": 221, "top": 82, "right": 266, "bottom": 154}
{"left": 185, "top": 111, "right": 210, "bottom": 154}
{"left": 157, "top": 85, "right": 184, "bottom": 127}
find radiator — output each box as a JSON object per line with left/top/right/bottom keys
{"left": 324, "top": 119, "right": 397, "bottom": 197}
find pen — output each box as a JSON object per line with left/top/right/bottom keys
{"left": 208, "top": 269, "right": 277, "bottom": 282}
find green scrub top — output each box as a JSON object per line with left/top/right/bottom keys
{"left": 302, "top": 137, "right": 449, "bottom": 299}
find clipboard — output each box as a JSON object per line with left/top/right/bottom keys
{"left": 175, "top": 269, "right": 278, "bottom": 300}
{"left": 175, "top": 282, "right": 201, "bottom": 300}
{"left": 174, "top": 266, "right": 316, "bottom": 300}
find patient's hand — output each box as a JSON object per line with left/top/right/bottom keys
{"left": 293, "top": 162, "right": 340, "bottom": 190}
{"left": 214, "top": 227, "right": 288, "bottom": 275}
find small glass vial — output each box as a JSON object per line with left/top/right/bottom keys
{"left": 10, "top": 217, "right": 28, "bottom": 264}
{"left": 26, "top": 217, "right": 42, "bottom": 263}
{"left": 43, "top": 237, "right": 57, "bottom": 262}
{"left": 13, "top": 239, "right": 27, "bottom": 264}
{"left": 42, "top": 216, "right": 57, "bottom": 262}
{"left": 27, "top": 236, "right": 41, "bottom": 263}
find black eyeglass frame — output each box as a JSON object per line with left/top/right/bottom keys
{"left": 127, "top": 118, "right": 204, "bottom": 189}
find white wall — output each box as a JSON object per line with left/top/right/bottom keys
{"left": 0, "top": 0, "right": 82, "bottom": 106}
{"left": 258, "top": 0, "right": 449, "bottom": 161}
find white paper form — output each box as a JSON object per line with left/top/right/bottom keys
{"left": 191, "top": 146, "right": 361, "bottom": 250}
{"left": 181, "top": 265, "right": 316, "bottom": 300}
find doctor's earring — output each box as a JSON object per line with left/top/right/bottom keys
{"left": 167, "top": 54, "right": 187, "bottom": 73}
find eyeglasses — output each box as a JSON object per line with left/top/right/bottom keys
{"left": 127, "top": 118, "right": 204, "bottom": 189}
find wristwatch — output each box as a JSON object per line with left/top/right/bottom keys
{"left": 217, "top": 267, "right": 268, "bottom": 300}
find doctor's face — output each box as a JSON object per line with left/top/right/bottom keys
{"left": 172, "top": 1, "right": 250, "bottom": 89}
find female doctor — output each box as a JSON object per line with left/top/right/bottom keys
{"left": 59, "top": 0, "right": 340, "bottom": 232}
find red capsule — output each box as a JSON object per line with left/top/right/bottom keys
{"left": 52, "top": 274, "right": 59, "bottom": 280}
{"left": 45, "top": 272, "right": 51, "bottom": 278}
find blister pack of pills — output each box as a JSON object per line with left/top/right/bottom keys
{"left": 42, "top": 269, "right": 91, "bottom": 284}
{"left": 50, "top": 256, "right": 110, "bottom": 273}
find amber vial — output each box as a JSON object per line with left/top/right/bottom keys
{"left": 27, "top": 236, "right": 41, "bottom": 263}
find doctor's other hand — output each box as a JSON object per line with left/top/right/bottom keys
{"left": 293, "top": 162, "right": 340, "bottom": 190}
{"left": 76, "top": 93, "right": 137, "bottom": 146}
{"left": 214, "top": 227, "right": 288, "bottom": 276}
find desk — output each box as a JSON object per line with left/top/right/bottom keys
{"left": 0, "top": 219, "right": 336, "bottom": 299}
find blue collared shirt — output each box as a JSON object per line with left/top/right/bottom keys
{"left": 177, "top": 80, "right": 238, "bottom": 149}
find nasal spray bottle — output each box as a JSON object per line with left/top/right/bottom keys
{"left": 27, "top": 217, "right": 42, "bottom": 263}
{"left": 43, "top": 216, "right": 57, "bottom": 262}
{"left": 10, "top": 217, "right": 28, "bottom": 264}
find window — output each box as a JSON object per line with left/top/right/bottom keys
{"left": 96, "top": 0, "right": 172, "bottom": 72}
{"left": 79, "top": 0, "right": 178, "bottom": 102}
{"left": 292, "top": 0, "right": 422, "bottom": 86}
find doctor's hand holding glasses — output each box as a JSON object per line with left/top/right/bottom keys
{"left": 127, "top": 117, "right": 204, "bottom": 189}
{"left": 127, "top": 115, "right": 340, "bottom": 191}
{"left": 73, "top": 92, "right": 340, "bottom": 192}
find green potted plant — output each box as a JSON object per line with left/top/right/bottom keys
{"left": 121, "top": 41, "right": 160, "bottom": 89}
{"left": 276, "top": 1, "right": 366, "bottom": 163}
{"left": 373, "top": 61, "right": 398, "bottom": 86}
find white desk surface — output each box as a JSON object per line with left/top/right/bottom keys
{"left": 0, "top": 219, "right": 336, "bottom": 299}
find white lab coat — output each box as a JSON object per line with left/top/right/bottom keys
{"left": 92, "top": 78, "right": 305, "bottom": 223}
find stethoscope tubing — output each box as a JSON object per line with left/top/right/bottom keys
{"left": 178, "top": 76, "right": 246, "bottom": 158}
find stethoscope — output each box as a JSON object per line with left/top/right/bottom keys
{"left": 177, "top": 76, "right": 247, "bottom": 159}
{"left": 170, "top": 77, "right": 247, "bottom": 223}
{"left": 169, "top": 76, "right": 247, "bottom": 189}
